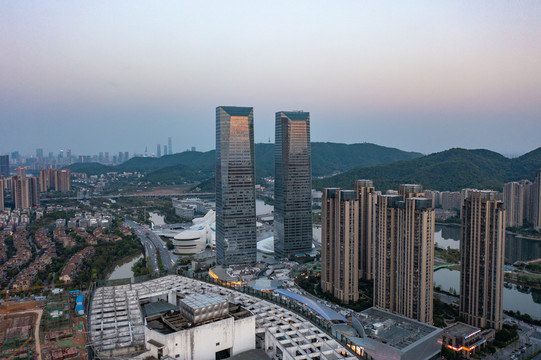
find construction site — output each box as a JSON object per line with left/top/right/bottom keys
{"left": 0, "top": 289, "right": 88, "bottom": 360}
{"left": 0, "top": 301, "right": 40, "bottom": 360}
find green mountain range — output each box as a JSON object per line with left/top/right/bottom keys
{"left": 69, "top": 144, "right": 541, "bottom": 191}
{"left": 69, "top": 142, "right": 423, "bottom": 183}
{"left": 313, "top": 147, "right": 541, "bottom": 192}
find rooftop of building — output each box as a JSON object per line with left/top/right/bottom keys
{"left": 89, "top": 275, "right": 357, "bottom": 359}
{"left": 146, "top": 300, "right": 252, "bottom": 335}
{"left": 227, "top": 348, "right": 271, "bottom": 360}
{"left": 355, "top": 179, "right": 373, "bottom": 187}
{"left": 279, "top": 111, "right": 309, "bottom": 121}
{"left": 400, "top": 184, "right": 423, "bottom": 191}
{"left": 443, "top": 322, "right": 480, "bottom": 339}
{"left": 219, "top": 106, "right": 253, "bottom": 117}
{"left": 143, "top": 301, "right": 179, "bottom": 318}
{"left": 355, "top": 307, "right": 441, "bottom": 351}
{"left": 181, "top": 293, "right": 226, "bottom": 311}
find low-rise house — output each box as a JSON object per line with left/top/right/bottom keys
{"left": 59, "top": 246, "right": 95, "bottom": 282}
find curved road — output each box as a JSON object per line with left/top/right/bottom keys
{"left": 125, "top": 220, "right": 174, "bottom": 274}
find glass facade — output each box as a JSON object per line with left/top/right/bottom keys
{"left": 215, "top": 106, "right": 256, "bottom": 265}
{"left": 274, "top": 111, "right": 312, "bottom": 259}
{"left": 0, "top": 155, "right": 8, "bottom": 177}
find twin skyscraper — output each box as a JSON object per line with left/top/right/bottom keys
{"left": 215, "top": 106, "right": 312, "bottom": 266}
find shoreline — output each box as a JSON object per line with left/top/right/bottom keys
{"left": 435, "top": 222, "right": 461, "bottom": 227}
{"left": 509, "top": 233, "right": 541, "bottom": 241}
{"left": 437, "top": 222, "right": 541, "bottom": 241}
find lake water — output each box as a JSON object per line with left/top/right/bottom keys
{"left": 434, "top": 268, "right": 541, "bottom": 319}
{"left": 435, "top": 224, "right": 541, "bottom": 264}
{"left": 434, "top": 224, "right": 461, "bottom": 250}
{"left": 505, "top": 234, "right": 541, "bottom": 263}
{"left": 107, "top": 254, "right": 143, "bottom": 281}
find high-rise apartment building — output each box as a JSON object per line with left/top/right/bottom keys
{"left": 40, "top": 169, "right": 48, "bottom": 192}
{"left": 503, "top": 181, "right": 524, "bottom": 228}
{"left": 11, "top": 175, "right": 30, "bottom": 209}
{"left": 168, "top": 137, "right": 172, "bottom": 155}
{"left": 29, "top": 177, "right": 40, "bottom": 207}
{"left": 321, "top": 188, "right": 359, "bottom": 304}
{"left": 354, "top": 180, "right": 377, "bottom": 280}
{"left": 521, "top": 180, "right": 534, "bottom": 223}
{"left": 374, "top": 185, "right": 434, "bottom": 324}
{"left": 535, "top": 169, "right": 541, "bottom": 231}
{"left": 423, "top": 189, "right": 441, "bottom": 208}
{"left": 39, "top": 169, "right": 70, "bottom": 192}
{"left": 374, "top": 194, "right": 401, "bottom": 313}
{"left": 157, "top": 144, "right": 162, "bottom": 157}
{"left": 0, "top": 176, "right": 5, "bottom": 211}
{"left": 274, "top": 111, "right": 312, "bottom": 259}
{"left": 47, "top": 168, "right": 55, "bottom": 191}
{"left": 441, "top": 191, "right": 462, "bottom": 210}
{"left": 124, "top": 152, "right": 129, "bottom": 161}
{"left": 0, "top": 155, "right": 9, "bottom": 177}
{"left": 399, "top": 184, "right": 424, "bottom": 199}
{"left": 36, "top": 148, "right": 44, "bottom": 160}
{"left": 460, "top": 190, "right": 505, "bottom": 330}
{"left": 55, "top": 169, "right": 71, "bottom": 192}
{"left": 16, "top": 167, "right": 26, "bottom": 178}
{"left": 215, "top": 106, "right": 256, "bottom": 265}
{"left": 399, "top": 197, "right": 434, "bottom": 323}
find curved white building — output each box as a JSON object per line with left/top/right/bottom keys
{"left": 171, "top": 210, "right": 216, "bottom": 255}
{"left": 257, "top": 236, "right": 315, "bottom": 256}
{"left": 257, "top": 236, "right": 275, "bottom": 254}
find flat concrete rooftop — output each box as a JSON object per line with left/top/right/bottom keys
{"left": 356, "top": 307, "right": 440, "bottom": 350}
{"left": 443, "top": 322, "right": 480, "bottom": 339}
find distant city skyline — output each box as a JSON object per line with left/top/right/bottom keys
{"left": 0, "top": 135, "right": 538, "bottom": 161}
{"left": 1, "top": 2, "right": 540, "bottom": 155}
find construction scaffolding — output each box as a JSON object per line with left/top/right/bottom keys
{"left": 42, "top": 292, "right": 71, "bottom": 332}
{"left": 0, "top": 314, "right": 35, "bottom": 360}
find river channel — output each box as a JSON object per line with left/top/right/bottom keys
{"left": 107, "top": 254, "right": 143, "bottom": 281}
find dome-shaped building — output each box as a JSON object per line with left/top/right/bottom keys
{"left": 171, "top": 210, "right": 216, "bottom": 255}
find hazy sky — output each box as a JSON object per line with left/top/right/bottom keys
{"left": 1, "top": 1, "right": 540, "bottom": 156}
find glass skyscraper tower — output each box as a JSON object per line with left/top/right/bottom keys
{"left": 274, "top": 111, "right": 312, "bottom": 259}
{"left": 216, "top": 106, "right": 257, "bottom": 265}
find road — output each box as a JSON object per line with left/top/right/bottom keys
{"left": 125, "top": 220, "right": 174, "bottom": 274}
{"left": 145, "top": 226, "right": 174, "bottom": 272}
{"left": 484, "top": 316, "right": 540, "bottom": 359}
